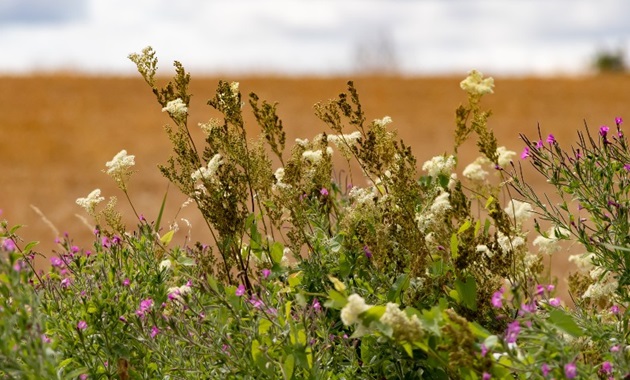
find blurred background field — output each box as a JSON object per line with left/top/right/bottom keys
{"left": 2, "top": 73, "right": 630, "bottom": 293}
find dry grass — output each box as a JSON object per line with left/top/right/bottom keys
{"left": 2, "top": 73, "right": 630, "bottom": 294}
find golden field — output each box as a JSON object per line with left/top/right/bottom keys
{"left": 2, "top": 73, "right": 630, "bottom": 291}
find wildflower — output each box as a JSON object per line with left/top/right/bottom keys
{"left": 600, "top": 125, "right": 610, "bottom": 138}
{"left": 520, "top": 146, "right": 530, "bottom": 159}
{"left": 541, "top": 363, "right": 550, "bottom": 377}
{"left": 374, "top": 116, "right": 393, "bottom": 127}
{"left": 616, "top": 117, "right": 623, "bottom": 125}
{"left": 249, "top": 296, "right": 264, "bottom": 309}
{"left": 422, "top": 155, "right": 456, "bottom": 177}
{"left": 625, "top": 164, "right": 630, "bottom": 172}
{"left": 161, "top": 98, "right": 188, "bottom": 118}
{"left": 105, "top": 150, "right": 135, "bottom": 178}
{"left": 150, "top": 326, "right": 160, "bottom": 338}
{"left": 191, "top": 154, "right": 223, "bottom": 182}
{"left": 482, "top": 373, "right": 491, "bottom": 380}
{"left": 229, "top": 81, "right": 240, "bottom": 95}
{"left": 122, "top": 278, "right": 130, "bottom": 286}
{"left": 583, "top": 268, "right": 618, "bottom": 300}
{"left": 533, "top": 226, "right": 569, "bottom": 255}
{"left": 60, "top": 277, "right": 72, "bottom": 288}
{"left": 505, "top": 320, "right": 520, "bottom": 343}
{"left": 273, "top": 167, "right": 285, "bottom": 183}
{"left": 380, "top": 302, "right": 424, "bottom": 342}
{"left": 611, "top": 305, "right": 620, "bottom": 315}
{"left": 496, "top": 146, "right": 516, "bottom": 167}
{"left": 75, "top": 189, "right": 105, "bottom": 214}
{"left": 564, "top": 362, "right": 577, "bottom": 379}
{"left": 568, "top": 252, "right": 595, "bottom": 273}
{"left": 480, "top": 343, "right": 488, "bottom": 357}
{"left": 491, "top": 288, "right": 504, "bottom": 308}
{"left": 430, "top": 191, "right": 452, "bottom": 214}
{"left": 261, "top": 268, "right": 271, "bottom": 279}
{"left": 328, "top": 131, "right": 362, "bottom": 147}
{"left": 462, "top": 156, "right": 490, "bottom": 181}
{"left": 546, "top": 134, "right": 556, "bottom": 144}
{"left": 601, "top": 361, "right": 613, "bottom": 375}
{"left": 50, "top": 256, "right": 64, "bottom": 267}
{"left": 167, "top": 284, "right": 192, "bottom": 301}
{"left": 1, "top": 238, "right": 16, "bottom": 252}
{"left": 312, "top": 298, "right": 321, "bottom": 312}
{"left": 101, "top": 236, "right": 111, "bottom": 248}
{"left": 295, "top": 138, "right": 309, "bottom": 146}
{"left": 41, "top": 334, "right": 51, "bottom": 344}
{"left": 77, "top": 320, "right": 88, "bottom": 330}
{"left": 548, "top": 298, "right": 561, "bottom": 307}
{"left": 320, "top": 187, "right": 329, "bottom": 196}
{"left": 159, "top": 259, "right": 171, "bottom": 271}
{"left": 535, "top": 139, "right": 544, "bottom": 149}
{"left": 504, "top": 199, "right": 532, "bottom": 225}
{"left": 135, "top": 298, "right": 153, "bottom": 318}
{"left": 302, "top": 149, "right": 324, "bottom": 163}
{"left": 611, "top": 345, "right": 620, "bottom": 352}
{"left": 341, "top": 294, "right": 371, "bottom": 326}
{"left": 235, "top": 284, "right": 246, "bottom": 296}
{"left": 497, "top": 231, "right": 525, "bottom": 253}
{"left": 460, "top": 69, "right": 494, "bottom": 95}
{"left": 363, "top": 245, "right": 373, "bottom": 259}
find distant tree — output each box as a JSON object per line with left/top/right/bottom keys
{"left": 593, "top": 46, "right": 627, "bottom": 73}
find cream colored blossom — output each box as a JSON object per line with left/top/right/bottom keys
{"left": 274, "top": 167, "right": 285, "bottom": 183}
{"left": 105, "top": 150, "right": 135, "bottom": 176}
{"left": 230, "top": 81, "right": 240, "bottom": 95}
{"left": 496, "top": 147, "right": 516, "bottom": 167}
{"left": 328, "top": 131, "right": 362, "bottom": 146}
{"left": 463, "top": 157, "right": 490, "bottom": 181}
{"left": 422, "top": 155, "right": 456, "bottom": 177}
{"left": 191, "top": 154, "right": 223, "bottom": 182}
{"left": 374, "top": 116, "right": 393, "bottom": 127}
{"left": 168, "top": 283, "right": 192, "bottom": 301}
{"left": 504, "top": 200, "right": 533, "bottom": 225}
{"left": 161, "top": 98, "right": 188, "bottom": 118}
{"left": 568, "top": 252, "right": 595, "bottom": 274}
{"left": 341, "top": 294, "right": 371, "bottom": 326}
{"left": 295, "top": 138, "right": 309, "bottom": 147}
{"left": 533, "top": 226, "right": 569, "bottom": 255}
{"left": 76, "top": 189, "right": 105, "bottom": 214}
{"left": 302, "top": 149, "right": 324, "bottom": 163}
{"left": 349, "top": 186, "right": 374, "bottom": 205}
{"left": 497, "top": 231, "right": 525, "bottom": 252}
{"left": 460, "top": 70, "right": 494, "bottom": 95}
{"left": 583, "top": 268, "right": 618, "bottom": 300}
{"left": 159, "top": 259, "right": 172, "bottom": 271}
{"left": 430, "top": 191, "right": 452, "bottom": 214}
{"left": 380, "top": 302, "right": 424, "bottom": 342}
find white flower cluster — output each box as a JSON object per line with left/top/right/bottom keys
{"left": 159, "top": 259, "right": 172, "bottom": 271}
{"left": 348, "top": 186, "right": 375, "bottom": 205}
{"left": 302, "top": 147, "right": 333, "bottom": 163}
{"left": 583, "top": 267, "right": 618, "bottom": 300}
{"left": 533, "top": 226, "right": 570, "bottom": 255}
{"left": 374, "top": 116, "right": 393, "bottom": 127}
{"left": 341, "top": 294, "right": 371, "bottom": 326}
{"left": 105, "top": 150, "right": 135, "bottom": 177}
{"left": 327, "top": 131, "right": 362, "bottom": 147}
{"left": 295, "top": 138, "right": 309, "bottom": 147}
{"left": 496, "top": 147, "right": 516, "bottom": 167}
{"left": 422, "top": 155, "right": 456, "bottom": 177}
{"left": 430, "top": 191, "right": 452, "bottom": 214}
{"left": 460, "top": 70, "right": 494, "bottom": 95}
{"left": 76, "top": 189, "right": 105, "bottom": 214}
{"left": 462, "top": 157, "right": 490, "bottom": 181}
{"left": 497, "top": 231, "right": 526, "bottom": 253}
{"left": 161, "top": 98, "right": 188, "bottom": 118}
{"left": 379, "top": 303, "right": 424, "bottom": 342}
{"left": 568, "top": 252, "right": 595, "bottom": 273}
{"left": 167, "top": 283, "right": 192, "bottom": 301}
{"left": 504, "top": 200, "right": 532, "bottom": 226}
{"left": 191, "top": 154, "right": 223, "bottom": 182}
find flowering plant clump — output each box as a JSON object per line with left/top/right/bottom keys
{"left": 3, "top": 48, "right": 630, "bottom": 378}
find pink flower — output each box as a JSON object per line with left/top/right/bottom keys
{"left": 564, "top": 362, "right": 577, "bottom": 379}
{"left": 320, "top": 188, "right": 329, "bottom": 196}
{"left": 101, "top": 236, "right": 110, "bottom": 248}
{"left": 616, "top": 117, "right": 623, "bottom": 125}
{"left": 122, "top": 278, "right": 130, "bottom": 286}
{"left": 235, "top": 284, "right": 246, "bottom": 296}
{"left": 535, "top": 284, "right": 545, "bottom": 295}
{"left": 548, "top": 298, "right": 561, "bottom": 307}
{"left": 520, "top": 146, "right": 530, "bottom": 159}
{"left": 50, "top": 256, "right": 64, "bottom": 267}
{"left": 546, "top": 284, "right": 555, "bottom": 292}
{"left": 363, "top": 245, "right": 372, "bottom": 259}
{"left": 1, "top": 238, "right": 16, "bottom": 252}
{"left": 541, "top": 363, "right": 550, "bottom": 377}
{"left": 77, "top": 320, "right": 88, "bottom": 330}
{"left": 601, "top": 361, "right": 613, "bottom": 374}
{"left": 480, "top": 343, "right": 488, "bottom": 357}
{"left": 491, "top": 289, "right": 504, "bottom": 308}
{"left": 150, "top": 326, "right": 160, "bottom": 338}
{"left": 312, "top": 298, "right": 321, "bottom": 312}
{"left": 546, "top": 134, "right": 556, "bottom": 144}
{"left": 505, "top": 320, "right": 520, "bottom": 344}
{"left": 482, "top": 372, "right": 491, "bottom": 380}
{"left": 600, "top": 125, "right": 610, "bottom": 138}
{"left": 136, "top": 298, "right": 153, "bottom": 318}
{"left": 261, "top": 269, "right": 271, "bottom": 279}
{"left": 535, "top": 139, "right": 544, "bottom": 149}
{"left": 60, "top": 277, "right": 72, "bottom": 288}
{"left": 611, "top": 345, "right": 620, "bottom": 352}
{"left": 611, "top": 305, "right": 620, "bottom": 315}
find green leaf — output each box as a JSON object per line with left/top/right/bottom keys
{"left": 258, "top": 318, "right": 272, "bottom": 335}
{"left": 160, "top": 230, "right": 175, "bottom": 245}
{"left": 450, "top": 233, "right": 459, "bottom": 259}
{"left": 454, "top": 276, "right": 477, "bottom": 311}
{"left": 22, "top": 241, "right": 39, "bottom": 254}
{"left": 387, "top": 274, "right": 410, "bottom": 303}
{"left": 154, "top": 183, "right": 169, "bottom": 232}
{"left": 548, "top": 309, "right": 584, "bottom": 337}
{"left": 325, "top": 290, "right": 347, "bottom": 309}
{"left": 282, "top": 354, "right": 295, "bottom": 380}
{"left": 251, "top": 339, "right": 262, "bottom": 362}
{"left": 270, "top": 242, "right": 284, "bottom": 264}
{"left": 458, "top": 220, "right": 472, "bottom": 235}
{"left": 361, "top": 305, "right": 386, "bottom": 325}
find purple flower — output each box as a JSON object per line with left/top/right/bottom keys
{"left": 624, "top": 164, "right": 630, "bottom": 172}
{"left": 60, "top": 277, "right": 72, "bottom": 288}
{"left": 520, "top": 146, "right": 530, "bottom": 159}
{"left": 136, "top": 298, "right": 153, "bottom": 317}
{"left": 77, "top": 320, "right": 88, "bottom": 330}
{"left": 261, "top": 269, "right": 271, "bottom": 279}
{"left": 119, "top": 316, "right": 127, "bottom": 323}
{"left": 482, "top": 372, "right": 491, "bottom": 380}
{"left": 71, "top": 245, "right": 80, "bottom": 254}
{"left": 600, "top": 125, "right": 610, "bottom": 138}
{"left": 546, "top": 134, "right": 556, "bottom": 144}
{"left": 80, "top": 374, "right": 88, "bottom": 380}
{"left": 480, "top": 343, "right": 488, "bottom": 357}
{"left": 505, "top": 320, "right": 520, "bottom": 343}
{"left": 41, "top": 334, "right": 51, "bottom": 343}
{"left": 601, "top": 361, "right": 613, "bottom": 374}
{"left": 1, "top": 238, "right": 16, "bottom": 252}
{"left": 535, "top": 284, "right": 545, "bottom": 295}
{"left": 50, "top": 256, "right": 64, "bottom": 267}
{"left": 249, "top": 296, "right": 264, "bottom": 309}
{"left": 101, "top": 236, "right": 110, "bottom": 248}
{"left": 520, "top": 302, "right": 536, "bottom": 314}
{"left": 122, "top": 278, "right": 130, "bottom": 286}
{"left": 548, "top": 298, "right": 561, "bottom": 307}
{"left": 491, "top": 289, "right": 504, "bottom": 308}
{"left": 546, "top": 284, "right": 555, "bottom": 292}
{"left": 564, "top": 362, "right": 577, "bottom": 379}
{"left": 616, "top": 117, "right": 623, "bottom": 125}
{"left": 320, "top": 187, "right": 329, "bottom": 196}
{"left": 363, "top": 245, "right": 373, "bottom": 259}
{"left": 235, "top": 284, "right": 246, "bottom": 296}
{"left": 541, "top": 363, "right": 550, "bottom": 377}
{"left": 312, "top": 298, "right": 322, "bottom": 312}
{"left": 611, "top": 344, "right": 620, "bottom": 352}
{"left": 611, "top": 305, "right": 620, "bottom": 315}
{"left": 535, "top": 139, "right": 544, "bottom": 149}
{"left": 150, "top": 326, "right": 160, "bottom": 338}
{"left": 112, "top": 235, "right": 122, "bottom": 245}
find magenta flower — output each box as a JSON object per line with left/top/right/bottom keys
{"left": 41, "top": 334, "right": 51, "bottom": 343}
{"left": 611, "top": 305, "right": 620, "bottom": 314}
{"left": 150, "top": 326, "right": 160, "bottom": 338}
{"left": 320, "top": 187, "right": 329, "bottom": 196}
{"left": 546, "top": 284, "right": 555, "bottom": 292}
{"left": 60, "top": 277, "right": 72, "bottom": 288}
{"left": 616, "top": 117, "right": 623, "bottom": 125}
{"left": 564, "top": 362, "right": 577, "bottom": 379}
{"left": 136, "top": 298, "right": 153, "bottom": 317}
{"left": 520, "top": 146, "right": 530, "bottom": 159}
{"left": 546, "top": 134, "right": 556, "bottom": 144}
{"left": 1, "top": 238, "right": 16, "bottom": 252}
{"left": 600, "top": 125, "right": 610, "bottom": 138}
{"left": 77, "top": 320, "right": 88, "bottom": 330}
{"left": 491, "top": 289, "right": 504, "bottom": 308}
{"left": 235, "top": 284, "right": 246, "bottom": 296}
{"left": 50, "top": 256, "right": 64, "bottom": 267}
{"left": 101, "top": 236, "right": 110, "bottom": 248}
{"left": 363, "top": 245, "right": 373, "bottom": 259}
{"left": 548, "top": 298, "right": 561, "bottom": 307}
{"left": 261, "top": 269, "right": 271, "bottom": 279}
{"left": 624, "top": 164, "right": 630, "bottom": 172}
{"left": 541, "top": 363, "right": 550, "bottom": 377}
{"left": 312, "top": 298, "right": 322, "bottom": 312}
{"left": 535, "top": 139, "right": 544, "bottom": 149}
{"left": 482, "top": 372, "right": 491, "bottom": 380}
{"left": 601, "top": 361, "right": 613, "bottom": 375}
{"left": 249, "top": 296, "right": 264, "bottom": 309}
{"left": 122, "top": 278, "right": 130, "bottom": 286}
{"left": 535, "top": 284, "right": 545, "bottom": 295}
{"left": 505, "top": 320, "right": 520, "bottom": 343}
{"left": 480, "top": 343, "right": 488, "bottom": 357}
{"left": 611, "top": 345, "right": 620, "bottom": 352}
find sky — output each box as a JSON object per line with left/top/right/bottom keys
{"left": 0, "top": 0, "right": 629, "bottom": 76}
